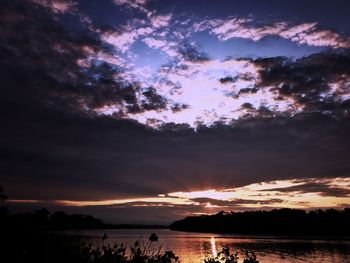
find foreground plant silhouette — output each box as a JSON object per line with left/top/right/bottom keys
{"left": 204, "top": 246, "right": 258, "bottom": 263}
{"left": 80, "top": 233, "right": 179, "bottom": 263}
{"left": 81, "top": 235, "right": 258, "bottom": 263}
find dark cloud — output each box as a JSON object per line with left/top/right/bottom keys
{"left": 3, "top": 107, "right": 350, "bottom": 203}
{"left": 141, "top": 87, "right": 167, "bottom": 111}
{"left": 170, "top": 103, "right": 190, "bottom": 113}
{"left": 0, "top": 0, "right": 169, "bottom": 119}
{"left": 237, "top": 87, "right": 259, "bottom": 96}
{"left": 178, "top": 43, "right": 210, "bottom": 62}
{"left": 254, "top": 50, "right": 350, "bottom": 115}
{"left": 219, "top": 73, "right": 255, "bottom": 85}
{"left": 263, "top": 180, "right": 350, "bottom": 198}
{"left": 240, "top": 103, "right": 255, "bottom": 110}
{"left": 219, "top": 76, "right": 238, "bottom": 84}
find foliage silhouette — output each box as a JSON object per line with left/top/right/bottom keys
{"left": 3, "top": 208, "right": 105, "bottom": 230}
{"left": 204, "top": 246, "right": 258, "bottom": 263}
{"left": 0, "top": 185, "right": 8, "bottom": 217}
{"left": 0, "top": 185, "right": 7, "bottom": 203}
{"left": 81, "top": 233, "right": 179, "bottom": 263}
{"left": 170, "top": 208, "right": 350, "bottom": 237}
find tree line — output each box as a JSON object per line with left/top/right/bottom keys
{"left": 170, "top": 208, "right": 350, "bottom": 237}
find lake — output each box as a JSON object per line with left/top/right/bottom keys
{"left": 73, "top": 229, "right": 350, "bottom": 263}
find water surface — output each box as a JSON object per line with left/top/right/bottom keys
{"left": 73, "top": 229, "right": 350, "bottom": 263}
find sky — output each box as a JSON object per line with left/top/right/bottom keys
{"left": 1, "top": 0, "right": 350, "bottom": 224}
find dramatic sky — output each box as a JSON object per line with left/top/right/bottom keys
{"left": 1, "top": 0, "right": 350, "bottom": 224}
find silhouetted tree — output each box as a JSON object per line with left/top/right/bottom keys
{"left": 0, "top": 185, "right": 8, "bottom": 218}
{"left": 0, "top": 185, "right": 7, "bottom": 203}
{"left": 170, "top": 208, "right": 350, "bottom": 237}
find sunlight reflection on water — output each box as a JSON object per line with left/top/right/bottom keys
{"left": 73, "top": 229, "right": 350, "bottom": 263}
{"left": 211, "top": 237, "right": 217, "bottom": 258}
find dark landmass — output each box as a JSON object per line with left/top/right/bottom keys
{"left": 2, "top": 208, "right": 105, "bottom": 230}
{"left": 170, "top": 208, "right": 350, "bottom": 238}
{"left": 1, "top": 207, "right": 168, "bottom": 230}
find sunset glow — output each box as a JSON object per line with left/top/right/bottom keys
{"left": 10, "top": 178, "right": 350, "bottom": 211}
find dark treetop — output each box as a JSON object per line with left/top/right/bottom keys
{"left": 170, "top": 208, "right": 350, "bottom": 237}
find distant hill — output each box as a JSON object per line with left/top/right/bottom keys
{"left": 170, "top": 208, "right": 350, "bottom": 237}
{"left": 3, "top": 209, "right": 105, "bottom": 230}
{"left": 2, "top": 208, "right": 168, "bottom": 230}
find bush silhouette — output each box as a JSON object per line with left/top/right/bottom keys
{"left": 204, "top": 246, "right": 258, "bottom": 263}
{"left": 69, "top": 233, "right": 179, "bottom": 263}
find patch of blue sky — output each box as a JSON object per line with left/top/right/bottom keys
{"left": 132, "top": 41, "right": 170, "bottom": 69}
{"left": 77, "top": 0, "right": 139, "bottom": 28}
{"left": 190, "top": 31, "right": 324, "bottom": 60}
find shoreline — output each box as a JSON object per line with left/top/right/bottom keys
{"left": 67, "top": 228, "right": 350, "bottom": 241}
